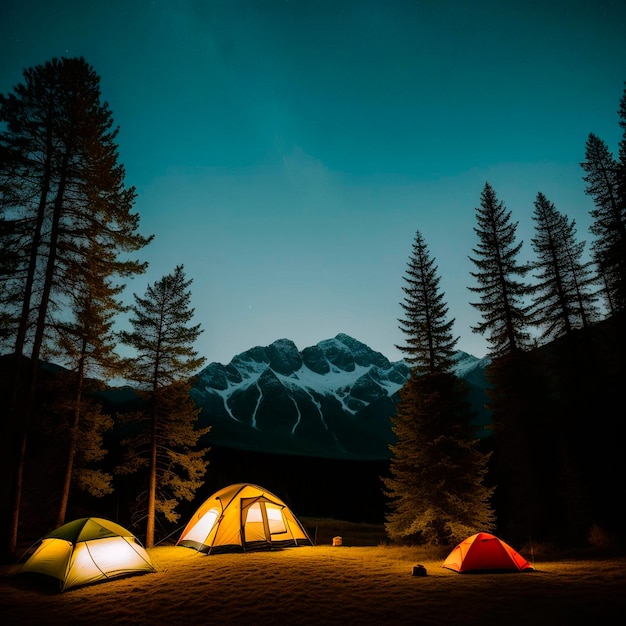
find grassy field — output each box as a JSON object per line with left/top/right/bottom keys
{"left": 2, "top": 519, "right": 625, "bottom": 625}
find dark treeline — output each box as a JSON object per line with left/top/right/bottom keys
{"left": 384, "top": 81, "right": 626, "bottom": 550}
{"left": 470, "top": 85, "right": 626, "bottom": 548}
{"left": 1, "top": 57, "right": 625, "bottom": 560}
{"left": 0, "top": 58, "right": 207, "bottom": 559}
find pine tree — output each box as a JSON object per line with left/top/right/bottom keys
{"left": 0, "top": 57, "right": 152, "bottom": 558}
{"left": 616, "top": 83, "right": 626, "bottom": 309}
{"left": 0, "top": 214, "right": 21, "bottom": 348}
{"left": 468, "top": 186, "right": 560, "bottom": 542}
{"left": 468, "top": 182, "right": 533, "bottom": 357}
{"left": 581, "top": 132, "right": 626, "bottom": 312}
{"left": 529, "top": 192, "right": 599, "bottom": 342}
{"left": 396, "top": 230, "right": 457, "bottom": 375}
{"left": 383, "top": 230, "right": 494, "bottom": 546}
{"left": 46, "top": 371, "right": 114, "bottom": 526}
{"left": 117, "top": 265, "right": 209, "bottom": 548}
{"left": 48, "top": 243, "right": 126, "bottom": 527}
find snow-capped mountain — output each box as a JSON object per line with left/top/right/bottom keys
{"left": 192, "top": 333, "right": 491, "bottom": 461}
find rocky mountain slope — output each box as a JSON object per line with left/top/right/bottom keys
{"left": 192, "top": 333, "right": 491, "bottom": 460}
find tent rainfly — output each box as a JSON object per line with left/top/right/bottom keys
{"left": 177, "top": 483, "right": 314, "bottom": 554}
{"left": 442, "top": 532, "right": 534, "bottom": 573}
{"left": 18, "top": 517, "right": 156, "bottom": 591}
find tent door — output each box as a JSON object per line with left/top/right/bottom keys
{"left": 241, "top": 498, "right": 287, "bottom": 548}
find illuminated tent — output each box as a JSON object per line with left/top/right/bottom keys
{"left": 177, "top": 483, "right": 314, "bottom": 554}
{"left": 442, "top": 532, "right": 534, "bottom": 573}
{"left": 19, "top": 517, "right": 156, "bottom": 591}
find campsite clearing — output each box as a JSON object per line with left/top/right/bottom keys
{"left": 2, "top": 543, "right": 625, "bottom": 625}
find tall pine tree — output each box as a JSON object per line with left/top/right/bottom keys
{"left": 468, "top": 184, "right": 552, "bottom": 542}
{"left": 117, "top": 265, "right": 209, "bottom": 548}
{"left": 0, "top": 57, "right": 152, "bottom": 558}
{"left": 468, "top": 182, "right": 533, "bottom": 357}
{"left": 383, "top": 230, "right": 494, "bottom": 546}
{"left": 48, "top": 237, "right": 127, "bottom": 527}
{"left": 396, "top": 231, "right": 457, "bottom": 375}
{"left": 529, "top": 191, "right": 599, "bottom": 342}
{"left": 615, "top": 82, "right": 626, "bottom": 310}
{"left": 580, "top": 132, "right": 625, "bottom": 313}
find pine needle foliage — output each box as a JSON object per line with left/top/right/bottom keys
{"left": 117, "top": 265, "right": 209, "bottom": 547}
{"left": 396, "top": 230, "right": 457, "bottom": 375}
{"left": 580, "top": 132, "right": 624, "bottom": 313}
{"left": 0, "top": 56, "right": 151, "bottom": 557}
{"left": 47, "top": 381, "right": 114, "bottom": 501}
{"left": 384, "top": 230, "right": 494, "bottom": 546}
{"left": 384, "top": 372, "right": 495, "bottom": 545}
{"left": 529, "top": 192, "right": 599, "bottom": 342}
{"left": 468, "top": 182, "right": 533, "bottom": 357}
{"left": 581, "top": 85, "right": 626, "bottom": 312}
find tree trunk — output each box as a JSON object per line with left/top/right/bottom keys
{"left": 7, "top": 152, "right": 70, "bottom": 557}
{"left": 145, "top": 397, "right": 158, "bottom": 548}
{"left": 56, "top": 355, "right": 86, "bottom": 527}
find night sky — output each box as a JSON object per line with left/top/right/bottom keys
{"left": 1, "top": 0, "right": 625, "bottom": 364}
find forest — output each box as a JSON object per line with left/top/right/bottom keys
{"left": 1, "top": 57, "right": 625, "bottom": 562}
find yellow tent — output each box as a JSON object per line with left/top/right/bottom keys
{"left": 177, "top": 483, "right": 313, "bottom": 554}
{"left": 19, "top": 517, "right": 156, "bottom": 591}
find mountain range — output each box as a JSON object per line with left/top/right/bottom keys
{"left": 192, "top": 333, "right": 492, "bottom": 461}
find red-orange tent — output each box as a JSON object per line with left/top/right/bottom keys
{"left": 442, "top": 532, "right": 533, "bottom": 573}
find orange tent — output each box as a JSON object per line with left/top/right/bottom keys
{"left": 442, "top": 532, "right": 533, "bottom": 573}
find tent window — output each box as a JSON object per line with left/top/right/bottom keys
{"left": 185, "top": 507, "right": 219, "bottom": 544}
{"left": 246, "top": 503, "right": 263, "bottom": 523}
{"left": 266, "top": 505, "right": 287, "bottom": 535}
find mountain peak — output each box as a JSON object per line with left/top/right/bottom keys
{"left": 192, "top": 335, "right": 490, "bottom": 460}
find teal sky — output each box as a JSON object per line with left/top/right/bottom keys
{"left": 1, "top": 1, "right": 625, "bottom": 364}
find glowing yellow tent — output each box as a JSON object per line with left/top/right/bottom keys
{"left": 177, "top": 483, "right": 314, "bottom": 554}
{"left": 19, "top": 517, "right": 156, "bottom": 591}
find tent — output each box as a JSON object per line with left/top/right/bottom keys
{"left": 18, "top": 517, "right": 156, "bottom": 591}
{"left": 442, "top": 532, "right": 534, "bottom": 573}
{"left": 177, "top": 483, "right": 314, "bottom": 554}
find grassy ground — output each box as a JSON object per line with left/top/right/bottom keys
{"left": 2, "top": 520, "right": 625, "bottom": 625}
{"left": 301, "top": 516, "right": 389, "bottom": 546}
